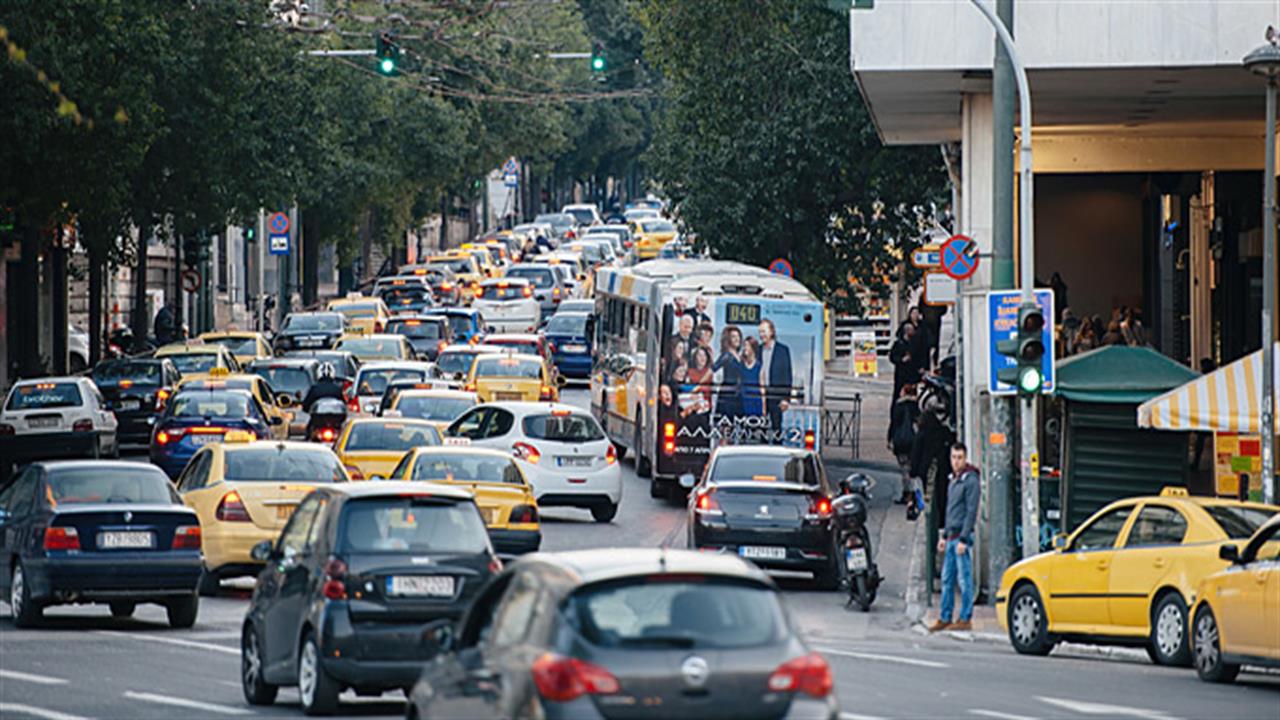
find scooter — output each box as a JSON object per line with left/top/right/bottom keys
{"left": 306, "top": 397, "right": 347, "bottom": 444}
{"left": 833, "top": 473, "right": 882, "bottom": 612}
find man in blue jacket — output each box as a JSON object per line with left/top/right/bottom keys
{"left": 930, "top": 442, "right": 981, "bottom": 632}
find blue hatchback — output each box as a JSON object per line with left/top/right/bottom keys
{"left": 427, "top": 308, "right": 485, "bottom": 345}
{"left": 543, "top": 312, "right": 594, "bottom": 379}
{"left": 149, "top": 388, "right": 279, "bottom": 477}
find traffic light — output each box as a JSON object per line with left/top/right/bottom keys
{"left": 590, "top": 41, "right": 606, "bottom": 73}
{"left": 244, "top": 225, "right": 255, "bottom": 243}
{"left": 375, "top": 31, "right": 401, "bottom": 76}
{"left": 181, "top": 235, "right": 208, "bottom": 267}
{"left": 997, "top": 302, "right": 1047, "bottom": 396}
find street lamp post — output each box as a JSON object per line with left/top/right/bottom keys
{"left": 1244, "top": 31, "right": 1279, "bottom": 505}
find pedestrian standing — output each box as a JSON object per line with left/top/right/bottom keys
{"left": 153, "top": 301, "right": 176, "bottom": 346}
{"left": 929, "top": 442, "right": 980, "bottom": 632}
{"left": 888, "top": 321, "right": 916, "bottom": 403}
{"left": 887, "top": 383, "right": 919, "bottom": 506}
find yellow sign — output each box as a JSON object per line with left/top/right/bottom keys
{"left": 1030, "top": 451, "right": 1039, "bottom": 480}
{"left": 1214, "top": 432, "right": 1263, "bottom": 500}
{"left": 851, "top": 330, "right": 878, "bottom": 377}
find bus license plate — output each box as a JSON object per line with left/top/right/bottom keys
{"left": 740, "top": 546, "right": 785, "bottom": 560}
{"left": 387, "top": 575, "right": 455, "bottom": 597}
{"left": 99, "top": 531, "right": 154, "bottom": 549}
{"left": 846, "top": 548, "right": 868, "bottom": 572}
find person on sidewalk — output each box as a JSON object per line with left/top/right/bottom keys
{"left": 888, "top": 321, "right": 918, "bottom": 406}
{"left": 887, "top": 383, "right": 919, "bottom": 507}
{"left": 929, "top": 442, "right": 980, "bottom": 633}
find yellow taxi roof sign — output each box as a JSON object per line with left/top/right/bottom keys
{"left": 1159, "top": 486, "right": 1190, "bottom": 497}
{"left": 209, "top": 367, "right": 230, "bottom": 378}
{"left": 223, "top": 430, "right": 256, "bottom": 444}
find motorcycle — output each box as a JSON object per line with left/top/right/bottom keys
{"left": 306, "top": 397, "right": 347, "bottom": 444}
{"left": 833, "top": 473, "right": 882, "bottom": 612}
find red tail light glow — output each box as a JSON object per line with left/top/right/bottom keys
{"left": 215, "top": 491, "right": 251, "bottom": 522}
{"left": 318, "top": 427, "right": 336, "bottom": 442}
{"left": 488, "top": 555, "right": 504, "bottom": 574}
{"left": 344, "top": 464, "right": 365, "bottom": 481}
{"left": 605, "top": 444, "right": 617, "bottom": 465}
{"left": 509, "top": 504, "right": 538, "bottom": 524}
{"left": 172, "top": 525, "right": 202, "bottom": 550}
{"left": 767, "top": 653, "right": 832, "bottom": 698}
{"left": 156, "top": 427, "right": 187, "bottom": 445}
{"left": 695, "top": 491, "right": 723, "bottom": 516}
{"left": 531, "top": 653, "right": 619, "bottom": 703}
{"left": 663, "top": 422, "right": 676, "bottom": 455}
{"left": 322, "top": 557, "right": 347, "bottom": 600}
{"left": 539, "top": 385, "right": 555, "bottom": 401}
{"left": 512, "top": 441, "right": 541, "bottom": 464}
{"left": 522, "top": 285, "right": 533, "bottom": 297}
{"left": 44, "top": 526, "right": 80, "bottom": 551}
{"left": 72, "top": 419, "right": 94, "bottom": 433}
{"left": 804, "top": 430, "right": 816, "bottom": 451}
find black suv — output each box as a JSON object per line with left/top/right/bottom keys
{"left": 274, "top": 312, "right": 347, "bottom": 353}
{"left": 240, "top": 481, "right": 500, "bottom": 715}
{"left": 90, "top": 358, "right": 181, "bottom": 444}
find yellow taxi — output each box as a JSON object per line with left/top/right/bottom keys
{"left": 631, "top": 218, "right": 678, "bottom": 259}
{"left": 174, "top": 433, "right": 348, "bottom": 594}
{"left": 429, "top": 253, "right": 484, "bottom": 302}
{"left": 459, "top": 244, "right": 501, "bottom": 277}
{"left": 996, "top": 488, "right": 1279, "bottom": 665}
{"left": 332, "top": 417, "right": 442, "bottom": 480}
{"left": 464, "top": 352, "right": 561, "bottom": 403}
{"left": 334, "top": 333, "right": 414, "bottom": 362}
{"left": 196, "top": 330, "right": 272, "bottom": 367}
{"left": 325, "top": 296, "right": 391, "bottom": 335}
{"left": 175, "top": 370, "right": 293, "bottom": 440}
{"left": 385, "top": 446, "right": 541, "bottom": 554}
{"left": 155, "top": 342, "right": 240, "bottom": 379}
{"left": 385, "top": 388, "right": 479, "bottom": 433}
{"left": 1190, "top": 513, "right": 1280, "bottom": 682}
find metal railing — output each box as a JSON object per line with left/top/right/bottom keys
{"left": 821, "top": 393, "right": 862, "bottom": 460}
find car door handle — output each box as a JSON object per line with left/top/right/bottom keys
{"left": 1096, "top": 559, "right": 1110, "bottom": 570}
{"left": 1153, "top": 558, "right": 1168, "bottom": 569}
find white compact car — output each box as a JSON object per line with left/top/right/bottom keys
{"left": 351, "top": 361, "right": 434, "bottom": 415}
{"left": 0, "top": 377, "right": 119, "bottom": 467}
{"left": 472, "top": 278, "right": 541, "bottom": 334}
{"left": 445, "top": 402, "right": 621, "bottom": 522}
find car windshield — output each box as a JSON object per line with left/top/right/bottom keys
{"left": 570, "top": 244, "right": 605, "bottom": 262}
{"left": 344, "top": 422, "right": 441, "bottom": 451}
{"left": 222, "top": 448, "right": 345, "bottom": 482}
{"left": 565, "top": 208, "right": 595, "bottom": 225}
{"left": 556, "top": 301, "right": 594, "bottom": 314}
{"left": 357, "top": 368, "right": 426, "bottom": 395}
{"left": 334, "top": 302, "right": 380, "bottom": 318}
{"left": 709, "top": 454, "right": 812, "bottom": 484}
{"left": 167, "top": 353, "right": 218, "bottom": 374}
{"left": 436, "top": 352, "right": 478, "bottom": 376}
{"left": 473, "top": 357, "right": 542, "bottom": 379}
{"left": 522, "top": 413, "right": 603, "bottom": 442}
{"left": 569, "top": 579, "right": 783, "bottom": 650}
{"left": 169, "top": 392, "right": 251, "bottom": 418}
{"left": 535, "top": 213, "right": 573, "bottom": 230}
{"left": 339, "top": 338, "right": 403, "bottom": 358}
{"left": 545, "top": 314, "right": 588, "bottom": 336}
{"left": 387, "top": 320, "right": 443, "bottom": 339}
{"left": 640, "top": 220, "right": 676, "bottom": 233}
{"left": 506, "top": 268, "right": 554, "bottom": 288}
{"left": 340, "top": 498, "right": 489, "bottom": 554}
{"left": 249, "top": 366, "right": 313, "bottom": 395}
{"left": 285, "top": 314, "right": 342, "bottom": 331}
{"left": 433, "top": 257, "right": 474, "bottom": 274}
{"left": 382, "top": 288, "right": 431, "bottom": 305}
{"left": 205, "top": 337, "right": 259, "bottom": 355}
{"left": 92, "top": 362, "right": 161, "bottom": 385}
{"left": 410, "top": 454, "right": 524, "bottom": 485}
{"left": 1203, "top": 506, "right": 1278, "bottom": 538}
{"left": 47, "top": 466, "right": 175, "bottom": 505}
{"left": 395, "top": 395, "right": 475, "bottom": 422}
{"left": 488, "top": 340, "right": 538, "bottom": 354}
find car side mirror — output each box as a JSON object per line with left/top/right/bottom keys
{"left": 276, "top": 393, "right": 294, "bottom": 409}
{"left": 420, "top": 618, "right": 455, "bottom": 655}
{"left": 250, "top": 540, "right": 276, "bottom": 562}
{"left": 1218, "top": 543, "right": 1240, "bottom": 564}
{"left": 555, "top": 375, "right": 567, "bottom": 388}
{"left": 268, "top": 416, "right": 284, "bottom": 426}
{"left": 1051, "top": 533, "right": 1068, "bottom": 551}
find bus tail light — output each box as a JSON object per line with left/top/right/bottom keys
{"left": 663, "top": 422, "right": 676, "bottom": 455}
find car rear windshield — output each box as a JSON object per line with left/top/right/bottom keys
{"left": 1203, "top": 506, "right": 1277, "bottom": 538}
{"left": 92, "top": 362, "right": 161, "bottom": 385}
{"left": 434, "top": 315, "right": 474, "bottom": 336}
{"left": 477, "top": 283, "right": 529, "bottom": 301}
{"left": 47, "top": 466, "right": 176, "bottom": 505}
{"left": 285, "top": 314, "right": 342, "bottom": 331}
{"left": 339, "top": 338, "right": 403, "bottom": 358}
{"left": 205, "top": 337, "right": 259, "bottom": 355}
{"left": 522, "top": 413, "right": 603, "bottom": 442}
{"left": 169, "top": 392, "right": 251, "bottom": 418}
{"left": 223, "top": 448, "right": 345, "bottom": 482}
{"left": 387, "top": 320, "right": 443, "bottom": 339}
{"left": 545, "top": 314, "right": 588, "bottom": 336}
{"left": 640, "top": 220, "right": 676, "bottom": 233}
{"left": 341, "top": 498, "right": 488, "bottom": 554}
{"left": 473, "top": 357, "right": 542, "bottom": 379}
{"left": 709, "top": 455, "right": 815, "bottom": 485}
{"left": 410, "top": 454, "right": 524, "bottom": 485}
{"left": 506, "top": 268, "right": 555, "bottom": 288}
{"left": 535, "top": 213, "right": 574, "bottom": 230}
{"left": 432, "top": 258, "right": 473, "bottom": 274}
{"left": 249, "top": 366, "right": 313, "bottom": 395}
{"left": 167, "top": 354, "right": 218, "bottom": 374}
{"left": 436, "top": 352, "right": 478, "bottom": 376}
{"left": 357, "top": 368, "right": 426, "bottom": 395}
{"left": 569, "top": 579, "right": 783, "bottom": 650}
{"left": 395, "top": 395, "right": 475, "bottom": 423}
{"left": 344, "top": 422, "right": 441, "bottom": 451}
{"left": 565, "top": 208, "right": 596, "bottom": 225}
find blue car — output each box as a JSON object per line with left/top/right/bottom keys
{"left": 0, "top": 460, "right": 202, "bottom": 628}
{"left": 149, "top": 388, "right": 280, "bottom": 478}
{"left": 426, "top": 308, "right": 485, "bottom": 344}
{"left": 544, "top": 312, "right": 595, "bottom": 379}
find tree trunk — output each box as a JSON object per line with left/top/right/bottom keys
{"left": 133, "top": 220, "right": 150, "bottom": 351}
{"left": 301, "top": 211, "right": 319, "bottom": 307}
{"left": 173, "top": 232, "right": 184, "bottom": 336}
{"left": 16, "top": 224, "right": 42, "bottom": 378}
{"left": 50, "top": 229, "right": 69, "bottom": 375}
{"left": 88, "top": 246, "right": 103, "bottom": 366}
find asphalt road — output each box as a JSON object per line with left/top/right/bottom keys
{"left": 3, "top": 386, "right": 1278, "bottom": 719}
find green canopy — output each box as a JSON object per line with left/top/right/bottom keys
{"left": 1053, "top": 346, "right": 1199, "bottom": 404}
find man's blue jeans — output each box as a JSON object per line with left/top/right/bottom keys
{"left": 940, "top": 538, "right": 974, "bottom": 623}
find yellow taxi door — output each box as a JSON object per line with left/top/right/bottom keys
{"left": 1263, "top": 561, "right": 1280, "bottom": 659}
{"left": 1107, "top": 504, "right": 1189, "bottom": 632}
{"left": 1046, "top": 505, "right": 1136, "bottom": 632}
{"left": 1224, "top": 528, "right": 1280, "bottom": 658}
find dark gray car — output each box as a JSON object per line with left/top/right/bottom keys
{"left": 407, "top": 548, "right": 839, "bottom": 720}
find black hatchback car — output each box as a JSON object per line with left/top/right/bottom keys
{"left": 406, "top": 549, "right": 839, "bottom": 720}
{"left": 240, "top": 481, "right": 501, "bottom": 715}
{"left": 91, "top": 358, "right": 181, "bottom": 444}
{"left": 687, "top": 446, "right": 840, "bottom": 588}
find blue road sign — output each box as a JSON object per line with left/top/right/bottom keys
{"left": 269, "top": 233, "right": 289, "bottom": 256}
{"left": 988, "top": 289, "right": 1055, "bottom": 395}
{"left": 768, "top": 258, "right": 794, "bottom": 277}
{"left": 502, "top": 158, "right": 519, "bottom": 174}
{"left": 503, "top": 172, "right": 519, "bottom": 188}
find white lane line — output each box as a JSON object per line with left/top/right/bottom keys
{"left": 1036, "top": 696, "right": 1178, "bottom": 720}
{"left": 0, "top": 703, "right": 90, "bottom": 720}
{"left": 94, "top": 630, "right": 239, "bottom": 656}
{"left": 0, "top": 669, "right": 69, "bottom": 685}
{"left": 969, "top": 710, "right": 1039, "bottom": 720}
{"left": 840, "top": 713, "right": 890, "bottom": 720}
{"left": 816, "top": 646, "right": 950, "bottom": 669}
{"left": 122, "top": 692, "right": 250, "bottom": 716}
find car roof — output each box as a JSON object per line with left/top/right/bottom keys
{"left": 357, "top": 360, "right": 431, "bottom": 371}
{"left": 473, "top": 352, "right": 543, "bottom": 364}
{"left": 11, "top": 376, "right": 86, "bottom": 385}
{"left": 712, "top": 445, "right": 812, "bottom": 458}
{"left": 286, "top": 311, "right": 343, "bottom": 319}
{"left": 474, "top": 401, "right": 583, "bottom": 414}
{"left": 479, "top": 276, "right": 530, "bottom": 286}
{"left": 396, "top": 389, "right": 477, "bottom": 400}
{"left": 388, "top": 315, "right": 447, "bottom": 323}
{"left": 248, "top": 358, "right": 319, "bottom": 368}
{"left": 156, "top": 343, "right": 221, "bottom": 355}
{"left": 486, "top": 334, "right": 540, "bottom": 342}
{"left": 341, "top": 334, "right": 403, "bottom": 342}
{"left": 34, "top": 459, "right": 165, "bottom": 473}
{"left": 200, "top": 331, "right": 261, "bottom": 339}
{"left": 411, "top": 446, "right": 513, "bottom": 460}
{"left": 346, "top": 416, "right": 438, "bottom": 427}
{"left": 326, "top": 480, "right": 473, "bottom": 501}
{"left": 425, "top": 308, "right": 480, "bottom": 317}
{"left": 521, "top": 548, "right": 771, "bottom": 587}
{"left": 222, "top": 439, "right": 335, "bottom": 454}
{"left": 173, "top": 386, "right": 254, "bottom": 398}
{"left": 442, "top": 344, "right": 503, "bottom": 353}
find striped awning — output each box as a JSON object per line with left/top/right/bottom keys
{"left": 1137, "top": 344, "right": 1278, "bottom": 433}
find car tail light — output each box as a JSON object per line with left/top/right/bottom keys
{"left": 804, "top": 430, "right": 816, "bottom": 451}
{"left": 0, "top": 423, "right": 14, "bottom": 436}
{"left": 374, "top": 321, "right": 384, "bottom": 333}
{"left": 441, "top": 282, "right": 453, "bottom": 291}
{"left": 488, "top": 555, "right": 504, "bottom": 574}
{"left": 512, "top": 441, "right": 541, "bottom": 464}
{"left": 44, "top": 526, "right": 80, "bottom": 551}
{"left": 806, "top": 496, "right": 833, "bottom": 521}
{"left": 341, "top": 379, "right": 353, "bottom": 396}
{"left": 522, "top": 286, "right": 533, "bottom": 298}
{"left": 215, "top": 491, "right": 251, "bottom": 522}
{"left": 322, "top": 557, "right": 347, "bottom": 600}
{"left": 509, "top": 504, "right": 538, "bottom": 524}
{"left": 471, "top": 282, "right": 480, "bottom": 295}
{"left": 464, "top": 382, "right": 477, "bottom": 392}
{"left": 539, "top": 385, "right": 555, "bottom": 401}
{"left": 605, "top": 444, "right": 617, "bottom": 465}
{"left": 156, "top": 427, "right": 187, "bottom": 445}
{"left": 344, "top": 464, "right": 365, "bottom": 481}
{"left": 663, "top": 422, "right": 676, "bottom": 455}
{"left": 767, "top": 653, "right": 832, "bottom": 698}
{"left": 172, "top": 525, "right": 202, "bottom": 550}
{"left": 695, "top": 491, "right": 723, "bottom": 517}
{"left": 438, "top": 340, "right": 447, "bottom": 353}
{"left": 317, "top": 427, "right": 336, "bottom": 442}
{"left": 347, "top": 396, "right": 360, "bottom": 413}
{"left": 531, "top": 653, "right": 619, "bottom": 703}
{"left": 72, "top": 418, "right": 94, "bottom": 432}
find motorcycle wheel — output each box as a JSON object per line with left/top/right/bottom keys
{"left": 853, "top": 574, "right": 873, "bottom": 612}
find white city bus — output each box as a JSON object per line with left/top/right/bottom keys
{"left": 591, "top": 259, "right": 826, "bottom": 499}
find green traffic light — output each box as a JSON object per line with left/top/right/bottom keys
{"left": 380, "top": 58, "right": 396, "bottom": 74}
{"left": 1019, "top": 366, "right": 1043, "bottom": 394}
{"left": 591, "top": 57, "right": 605, "bottom": 71}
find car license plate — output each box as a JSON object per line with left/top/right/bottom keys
{"left": 386, "top": 575, "right": 455, "bottom": 597}
{"left": 300, "top": 337, "right": 323, "bottom": 347}
{"left": 98, "top": 531, "right": 153, "bottom": 550}
{"left": 190, "top": 434, "right": 223, "bottom": 446}
{"left": 275, "top": 505, "right": 296, "bottom": 520}
{"left": 739, "top": 546, "right": 786, "bottom": 560}
{"left": 846, "top": 548, "right": 868, "bottom": 572}
{"left": 557, "top": 456, "right": 593, "bottom": 468}
{"left": 27, "top": 417, "right": 59, "bottom": 429}
{"left": 561, "top": 344, "right": 587, "bottom": 353}
{"left": 495, "top": 391, "right": 523, "bottom": 401}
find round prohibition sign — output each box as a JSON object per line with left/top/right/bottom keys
{"left": 268, "top": 212, "right": 290, "bottom": 235}
{"left": 940, "top": 234, "right": 978, "bottom": 281}
{"left": 181, "top": 269, "right": 201, "bottom": 293}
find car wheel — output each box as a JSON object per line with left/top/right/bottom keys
{"left": 1007, "top": 584, "right": 1055, "bottom": 656}
{"left": 10, "top": 561, "right": 43, "bottom": 628}
{"left": 196, "top": 567, "right": 221, "bottom": 597}
{"left": 241, "top": 623, "right": 279, "bottom": 705}
{"left": 1192, "top": 605, "right": 1239, "bottom": 683}
{"left": 167, "top": 594, "right": 199, "bottom": 629}
{"left": 298, "top": 631, "right": 340, "bottom": 716}
{"left": 1149, "top": 592, "right": 1192, "bottom": 666}
{"left": 591, "top": 502, "right": 618, "bottom": 523}
{"left": 109, "top": 601, "right": 136, "bottom": 618}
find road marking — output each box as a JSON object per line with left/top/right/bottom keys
{"left": 0, "top": 703, "right": 89, "bottom": 720}
{"left": 840, "top": 713, "right": 889, "bottom": 720}
{"left": 1036, "top": 696, "right": 1177, "bottom": 720}
{"left": 0, "top": 669, "right": 69, "bottom": 685}
{"left": 969, "top": 710, "right": 1039, "bottom": 720}
{"left": 815, "top": 646, "right": 950, "bottom": 669}
{"left": 123, "top": 692, "right": 250, "bottom": 716}
{"left": 94, "top": 630, "right": 239, "bottom": 656}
